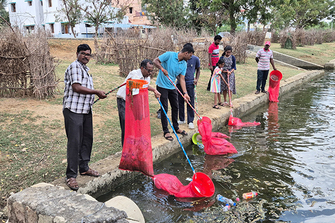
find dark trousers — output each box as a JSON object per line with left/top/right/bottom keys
{"left": 177, "top": 83, "right": 195, "bottom": 124}
{"left": 63, "top": 108, "right": 93, "bottom": 179}
{"left": 256, "top": 69, "right": 269, "bottom": 91}
{"left": 207, "top": 66, "right": 216, "bottom": 91}
{"left": 117, "top": 97, "right": 126, "bottom": 146}
{"left": 157, "top": 86, "right": 179, "bottom": 134}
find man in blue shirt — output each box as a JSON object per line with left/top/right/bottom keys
{"left": 153, "top": 44, "right": 194, "bottom": 141}
{"left": 176, "top": 43, "right": 200, "bottom": 129}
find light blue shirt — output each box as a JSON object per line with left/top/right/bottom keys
{"left": 156, "top": 52, "right": 187, "bottom": 90}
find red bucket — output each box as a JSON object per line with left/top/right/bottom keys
{"left": 269, "top": 70, "right": 282, "bottom": 88}
{"left": 191, "top": 172, "right": 215, "bottom": 197}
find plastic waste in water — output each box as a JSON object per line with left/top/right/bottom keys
{"left": 242, "top": 192, "right": 258, "bottom": 199}
{"left": 216, "top": 194, "right": 236, "bottom": 206}
{"left": 222, "top": 204, "right": 230, "bottom": 212}
{"left": 197, "top": 142, "right": 204, "bottom": 149}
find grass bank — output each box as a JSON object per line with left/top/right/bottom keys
{"left": 0, "top": 38, "right": 314, "bottom": 213}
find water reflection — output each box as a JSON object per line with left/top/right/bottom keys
{"left": 98, "top": 72, "right": 335, "bottom": 222}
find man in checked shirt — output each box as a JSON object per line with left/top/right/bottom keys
{"left": 62, "top": 44, "right": 107, "bottom": 191}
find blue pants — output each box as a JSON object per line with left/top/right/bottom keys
{"left": 256, "top": 70, "right": 269, "bottom": 91}
{"left": 177, "top": 83, "right": 195, "bottom": 124}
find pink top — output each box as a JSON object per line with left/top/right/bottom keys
{"left": 208, "top": 42, "right": 220, "bottom": 66}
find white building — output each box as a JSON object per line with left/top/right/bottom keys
{"left": 8, "top": 0, "right": 132, "bottom": 38}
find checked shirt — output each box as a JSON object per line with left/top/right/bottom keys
{"left": 63, "top": 60, "right": 94, "bottom": 114}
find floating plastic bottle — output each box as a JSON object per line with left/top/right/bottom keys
{"left": 222, "top": 204, "right": 230, "bottom": 212}
{"left": 216, "top": 194, "right": 236, "bottom": 206}
{"left": 242, "top": 192, "right": 258, "bottom": 199}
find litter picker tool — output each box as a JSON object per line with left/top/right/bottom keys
{"left": 93, "top": 82, "right": 126, "bottom": 104}
{"left": 221, "top": 75, "right": 233, "bottom": 116}
{"left": 166, "top": 75, "right": 201, "bottom": 119}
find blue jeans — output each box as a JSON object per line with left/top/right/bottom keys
{"left": 256, "top": 70, "right": 269, "bottom": 91}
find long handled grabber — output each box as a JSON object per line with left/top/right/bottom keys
{"left": 221, "top": 74, "right": 233, "bottom": 116}
{"left": 93, "top": 82, "right": 126, "bottom": 104}
{"left": 166, "top": 75, "right": 202, "bottom": 120}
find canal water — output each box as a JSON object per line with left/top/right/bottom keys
{"left": 97, "top": 72, "right": 335, "bottom": 222}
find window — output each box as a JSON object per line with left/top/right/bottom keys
{"left": 11, "top": 3, "right": 16, "bottom": 12}
{"left": 48, "top": 0, "right": 52, "bottom": 7}
{"left": 50, "top": 23, "right": 54, "bottom": 33}
{"left": 26, "top": 25, "right": 34, "bottom": 33}
{"left": 28, "top": 1, "right": 32, "bottom": 6}
{"left": 129, "top": 7, "right": 133, "bottom": 14}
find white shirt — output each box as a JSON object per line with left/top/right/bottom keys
{"left": 116, "top": 69, "right": 151, "bottom": 100}
{"left": 256, "top": 48, "right": 273, "bottom": 70}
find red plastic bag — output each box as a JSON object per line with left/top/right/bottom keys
{"left": 268, "top": 70, "right": 283, "bottom": 102}
{"left": 153, "top": 172, "right": 215, "bottom": 198}
{"left": 119, "top": 80, "right": 154, "bottom": 177}
{"left": 228, "top": 115, "right": 260, "bottom": 127}
{"left": 197, "top": 116, "right": 237, "bottom": 155}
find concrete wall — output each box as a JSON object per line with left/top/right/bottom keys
{"left": 324, "top": 59, "right": 335, "bottom": 70}
{"left": 7, "top": 183, "right": 129, "bottom": 223}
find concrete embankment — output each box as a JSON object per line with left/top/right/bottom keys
{"left": 7, "top": 69, "right": 325, "bottom": 222}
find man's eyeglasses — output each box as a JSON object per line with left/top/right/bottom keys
{"left": 80, "top": 52, "right": 91, "bottom": 57}
{"left": 144, "top": 67, "right": 153, "bottom": 73}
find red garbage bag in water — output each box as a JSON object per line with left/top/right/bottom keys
{"left": 268, "top": 70, "right": 283, "bottom": 102}
{"left": 119, "top": 80, "right": 154, "bottom": 177}
{"left": 153, "top": 172, "right": 215, "bottom": 198}
{"left": 228, "top": 115, "right": 260, "bottom": 127}
{"left": 197, "top": 117, "right": 237, "bottom": 155}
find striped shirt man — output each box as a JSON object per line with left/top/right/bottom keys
{"left": 256, "top": 48, "right": 273, "bottom": 70}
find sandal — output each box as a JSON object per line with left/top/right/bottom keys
{"left": 65, "top": 177, "right": 79, "bottom": 191}
{"left": 213, "top": 105, "right": 221, "bottom": 109}
{"left": 80, "top": 168, "right": 100, "bottom": 177}
{"left": 164, "top": 133, "right": 174, "bottom": 141}
{"left": 176, "top": 130, "right": 188, "bottom": 136}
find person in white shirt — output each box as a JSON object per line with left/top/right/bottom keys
{"left": 116, "top": 59, "right": 161, "bottom": 146}
{"left": 255, "top": 41, "right": 277, "bottom": 94}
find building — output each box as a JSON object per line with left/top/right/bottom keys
{"left": 8, "top": 0, "right": 154, "bottom": 38}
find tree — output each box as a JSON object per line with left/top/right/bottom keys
{"left": 56, "top": 0, "right": 82, "bottom": 38}
{"left": 142, "top": 0, "right": 189, "bottom": 28}
{"left": 0, "top": 0, "right": 9, "bottom": 27}
{"left": 82, "top": 0, "right": 127, "bottom": 38}
{"left": 271, "top": 0, "right": 335, "bottom": 29}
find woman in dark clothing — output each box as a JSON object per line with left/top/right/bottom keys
{"left": 219, "top": 45, "right": 236, "bottom": 107}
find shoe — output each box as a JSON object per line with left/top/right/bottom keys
{"left": 188, "top": 122, "right": 194, "bottom": 129}
{"left": 262, "top": 90, "right": 267, "bottom": 93}
{"left": 255, "top": 90, "right": 260, "bottom": 94}
{"left": 65, "top": 177, "right": 79, "bottom": 191}
{"left": 80, "top": 168, "right": 100, "bottom": 177}
{"left": 213, "top": 105, "right": 221, "bottom": 109}
{"left": 178, "top": 120, "right": 186, "bottom": 124}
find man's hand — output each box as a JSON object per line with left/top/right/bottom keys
{"left": 96, "top": 90, "right": 107, "bottom": 99}
{"left": 183, "top": 93, "right": 190, "bottom": 102}
{"left": 209, "top": 65, "right": 213, "bottom": 71}
{"left": 154, "top": 89, "right": 161, "bottom": 98}
{"left": 161, "top": 68, "right": 169, "bottom": 76}
{"left": 193, "top": 78, "right": 198, "bottom": 85}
